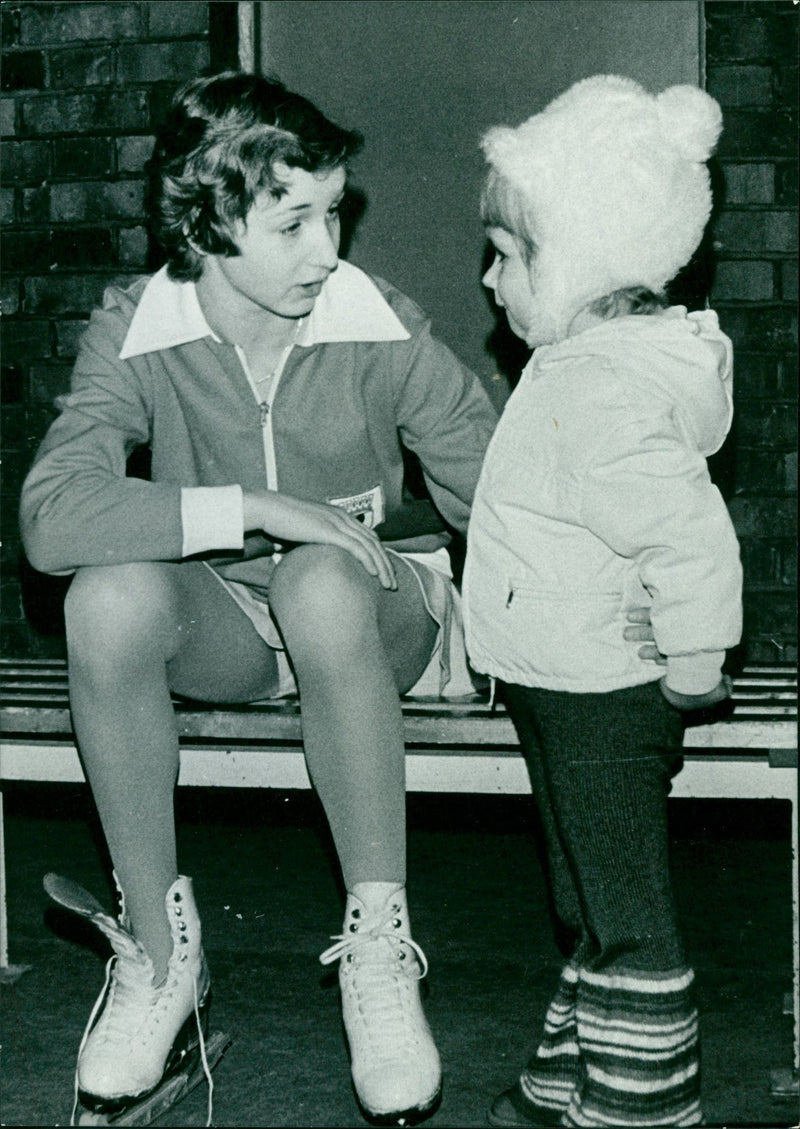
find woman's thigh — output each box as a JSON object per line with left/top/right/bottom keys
{"left": 164, "top": 562, "right": 281, "bottom": 703}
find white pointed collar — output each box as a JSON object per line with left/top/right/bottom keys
{"left": 118, "top": 260, "right": 409, "bottom": 360}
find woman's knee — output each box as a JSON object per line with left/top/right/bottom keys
{"left": 269, "top": 544, "right": 378, "bottom": 641}
{"left": 65, "top": 563, "right": 178, "bottom": 660}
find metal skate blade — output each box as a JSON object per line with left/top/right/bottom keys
{"left": 44, "top": 873, "right": 107, "bottom": 918}
{"left": 77, "top": 1031, "right": 233, "bottom": 1127}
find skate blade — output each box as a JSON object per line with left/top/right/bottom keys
{"left": 76, "top": 1030, "right": 232, "bottom": 1126}
{"left": 358, "top": 1082, "right": 443, "bottom": 1128}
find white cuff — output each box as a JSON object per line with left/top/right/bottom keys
{"left": 665, "top": 651, "right": 726, "bottom": 696}
{"left": 181, "top": 486, "right": 244, "bottom": 557}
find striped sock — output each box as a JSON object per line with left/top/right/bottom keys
{"left": 519, "top": 963, "right": 582, "bottom": 1116}
{"left": 562, "top": 966, "right": 702, "bottom": 1127}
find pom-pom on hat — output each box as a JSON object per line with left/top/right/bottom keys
{"left": 481, "top": 74, "right": 722, "bottom": 346}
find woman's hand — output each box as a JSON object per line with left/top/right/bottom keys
{"left": 243, "top": 490, "right": 397, "bottom": 590}
{"left": 624, "top": 606, "right": 666, "bottom": 665}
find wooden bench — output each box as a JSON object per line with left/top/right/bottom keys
{"left": 1, "top": 657, "right": 797, "bottom": 1091}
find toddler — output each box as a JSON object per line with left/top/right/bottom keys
{"left": 463, "top": 75, "right": 743, "bottom": 1127}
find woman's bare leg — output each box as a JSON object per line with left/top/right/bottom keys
{"left": 64, "top": 560, "right": 278, "bottom": 980}
{"left": 268, "top": 545, "right": 437, "bottom": 890}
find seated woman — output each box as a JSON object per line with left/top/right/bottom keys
{"left": 20, "top": 71, "right": 497, "bottom": 1127}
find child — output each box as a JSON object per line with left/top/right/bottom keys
{"left": 462, "top": 75, "right": 743, "bottom": 1128}
{"left": 20, "top": 71, "right": 498, "bottom": 1126}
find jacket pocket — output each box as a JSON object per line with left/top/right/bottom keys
{"left": 505, "top": 585, "right": 625, "bottom": 684}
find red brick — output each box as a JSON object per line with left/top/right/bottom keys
{"left": 775, "top": 161, "right": 797, "bottom": 206}
{"left": 780, "top": 261, "right": 798, "bottom": 302}
{"left": 1, "top": 49, "right": 45, "bottom": 91}
{"left": 52, "top": 137, "right": 114, "bottom": 178}
{"left": 1, "top": 275, "right": 21, "bottom": 315}
{"left": 1, "top": 97, "right": 17, "bottom": 135}
{"left": 712, "top": 259, "right": 774, "bottom": 301}
{"left": 21, "top": 90, "right": 148, "bottom": 135}
{"left": 764, "top": 210, "right": 798, "bottom": 253}
{"left": 119, "top": 225, "right": 148, "bottom": 267}
{"left": 117, "top": 40, "right": 208, "bottom": 84}
{"left": 54, "top": 318, "right": 89, "bottom": 357}
{"left": 741, "top": 538, "right": 796, "bottom": 587}
{"left": 50, "top": 228, "right": 114, "bottom": 269}
{"left": 728, "top": 496, "right": 796, "bottom": 537}
{"left": 746, "top": 638, "right": 797, "bottom": 664}
{"left": 146, "top": 2, "right": 208, "bottom": 38}
{"left": 714, "top": 208, "right": 796, "bottom": 254}
{"left": 29, "top": 360, "right": 74, "bottom": 405}
{"left": 1, "top": 318, "right": 53, "bottom": 363}
{"left": 1, "top": 138, "right": 50, "bottom": 182}
{"left": 23, "top": 273, "right": 121, "bottom": 316}
{"left": 50, "top": 179, "right": 145, "bottom": 222}
{"left": 775, "top": 65, "right": 798, "bottom": 110}
{"left": 0, "top": 186, "right": 16, "bottom": 224}
{"left": 735, "top": 449, "right": 791, "bottom": 494}
{"left": 722, "top": 162, "right": 775, "bottom": 204}
{"left": 117, "top": 134, "right": 154, "bottom": 173}
{"left": 707, "top": 13, "right": 798, "bottom": 65}
{"left": 2, "top": 6, "right": 21, "bottom": 48}
{"left": 20, "top": 184, "right": 49, "bottom": 221}
{"left": 707, "top": 64, "right": 773, "bottom": 107}
{"left": 20, "top": 3, "right": 140, "bottom": 46}
{"left": 716, "top": 109, "right": 796, "bottom": 158}
{"left": 733, "top": 401, "right": 797, "bottom": 447}
{"left": 743, "top": 591, "right": 797, "bottom": 638}
{"left": 718, "top": 305, "right": 797, "bottom": 350}
{"left": 48, "top": 45, "right": 114, "bottom": 88}
{"left": 1, "top": 230, "right": 52, "bottom": 271}
{"left": 732, "top": 352, "right": 794, "bottom": 397}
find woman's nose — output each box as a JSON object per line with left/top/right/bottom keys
{"left": 482, "top": 257, "right": 498, "bottom": 289}
{"left": 312, "top": 222, "right": 340, "bottom": 270}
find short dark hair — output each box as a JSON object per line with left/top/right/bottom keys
{"left": 148, "top": 71, "right": 363, "bottom": 280}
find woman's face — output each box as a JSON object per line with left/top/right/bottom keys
{"left": 482, "top": 226, "right": 535, "bottom": 342}
{"left": 201, "top": 163, "right": 346, "bottom": 322}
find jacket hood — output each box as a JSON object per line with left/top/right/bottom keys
{"left": 542, "top": 306, "right": 733, "bottom": 455}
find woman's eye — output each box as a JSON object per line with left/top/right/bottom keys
{"left": 327, "top": 204, "right": 341, "bottom": 220}
{"left": 281, "top": 221, "right": 302, "bottom": 236}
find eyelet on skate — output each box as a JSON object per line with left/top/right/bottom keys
{"left": 349, "top": 923, "right": 359, "bottom": 933}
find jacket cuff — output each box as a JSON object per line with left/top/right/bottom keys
{"left": 181, "top": 486, "right": 244, "bottom": 557}
{"left": 665, "top": 651, "right": 726, "bottom": 696}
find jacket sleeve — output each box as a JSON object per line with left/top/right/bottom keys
{"left": 391, "top": 322, "right": 498, "bottom": 537}
{"left": 19, "top": 305, "right": 185, "bottom": 575}
{"left": 579, "top": 413, "right": 743, "bottom": 694}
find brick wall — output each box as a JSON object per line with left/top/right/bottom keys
{"left": 705, "top": 0, "right": 798, "bottom": 664}
{"left": 1, "top": 1, "right": 797, "bottom": 665}
{"left": 1, "top": 2, "right": 217, "bottom": 656}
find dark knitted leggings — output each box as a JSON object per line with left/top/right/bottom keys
{"left": 501, "top": 679, "right": 702, "bottom": 1128}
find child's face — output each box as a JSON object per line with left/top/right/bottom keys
{"left": 482, "top": 227, "right": 535, "bottom": 341}
{"left": 202, "top": 163, "right": 346, "bottom": 321}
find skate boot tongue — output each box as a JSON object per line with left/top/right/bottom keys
{"left": 44, "top": 873, "right": 108, "bottom": 919}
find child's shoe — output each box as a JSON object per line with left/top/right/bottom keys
{"left": 488, "top": 1081, "right": 566, "bottom": 1126}
{"left": 320, "top": 882, "right": 441, "bottom": 1125}
{"left": 44, "top": 873, "right": 212, "bottom": 1120}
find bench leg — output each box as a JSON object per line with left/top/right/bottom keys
{"left": 769, "top": 780, "right": 799, "bottom": 1097}
{"left": 0, "top": 790, "right": 33, "bottom": 984}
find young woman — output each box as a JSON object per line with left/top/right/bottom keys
{"left": 21, "top": 71, "right": 497, "bottom": 1127}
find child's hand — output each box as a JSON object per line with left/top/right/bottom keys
{"left": 659, "top": 675, "right": 733, "bottom": 714}
{"left": 624, "top": 607, "right": 666, "bottom": 665}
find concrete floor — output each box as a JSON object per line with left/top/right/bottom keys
{"left": 1, "top": 785, "right": 797, "bottom": 1128}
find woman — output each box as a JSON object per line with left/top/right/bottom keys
{"left": 21, "top": 70, "right": 497, "bottom": 1127}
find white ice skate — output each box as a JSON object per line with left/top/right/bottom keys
{"left": 320, "top": 883, "right": 442, "bottom": 1126}
{"left": 44, "top": 873, "right": 230, "bottom": 1127}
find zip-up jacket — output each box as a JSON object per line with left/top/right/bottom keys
{"left": 20, "top": 261, "right": 498, "bottom": 591}
{"left": 463, "top": 307, "right": 743, "bottom": 696}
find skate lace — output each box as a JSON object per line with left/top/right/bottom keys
{"left": 320, "top": 907, "right": 429, "bottom": 1056}
{"left": 70, "top": 950, "right": 214, "bottom": 1127}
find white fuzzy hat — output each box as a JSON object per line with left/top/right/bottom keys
{"left": 481, "top": 74, "right": 723, "bottom": 345}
